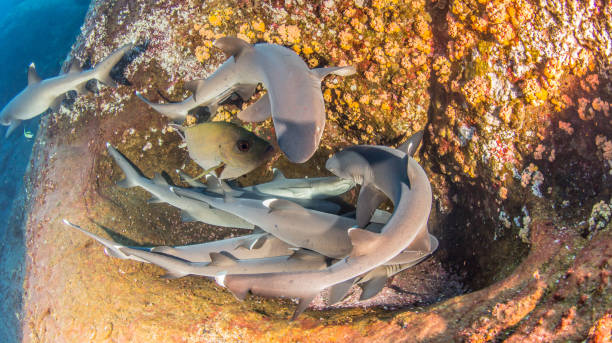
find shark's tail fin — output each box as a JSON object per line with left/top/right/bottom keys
{"left": 92, "top": 43, "right": 133, "bottom": 87}
{"left": 135, "top": 91, "right": 188, "bottom": 123}
{"left": 105, "top": 142, "right": 143, "bottom": 188}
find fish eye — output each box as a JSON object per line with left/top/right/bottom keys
{"left": 236, "top": 139, "right": 251, "bottom": 152}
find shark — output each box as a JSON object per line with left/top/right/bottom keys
{"left": 0, "top": 44, "right": 134, "bottom": 137}
{"left": 107, "top": 142, "right": 255, "bottom": 229}
{"left": 217, "top": 137, "right": 433, "bottom": 319}
{"left": 63, "top": 218, "right": 295, "bottom": 263}
{"left": 138, "top": 36, "right": 356, "bottom": 163}
{"left": 241, "top": 168, "right": 355, "bottom": 200}
{"left": 118, "top": 247, "right": 329, "bottom": 279}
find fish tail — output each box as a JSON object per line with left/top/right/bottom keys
{"left": 92, "top": 43, "right": 134, "bottom": 88}
{"left": 105, "top": 142, "right": 143, "bottom": 188}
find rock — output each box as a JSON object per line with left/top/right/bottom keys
{"left": 22, "top": 0, "right": 611, "bottom": 341}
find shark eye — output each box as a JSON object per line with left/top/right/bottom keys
{"left": 236, "top": 139, "right": 251, "bottom": 152}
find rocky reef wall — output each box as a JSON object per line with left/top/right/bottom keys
{"left": 22, "top": 0, "right": 610, "bottom": 341}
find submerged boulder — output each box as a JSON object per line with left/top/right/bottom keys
{"left": 22, "top": 0, "right": 610, "bottom": 341}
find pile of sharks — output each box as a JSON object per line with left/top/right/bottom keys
{"left": 1, "top": 35, "right": 437, "bottom": 319}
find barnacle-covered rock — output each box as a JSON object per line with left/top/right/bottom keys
{"left": 21, "top": 0, "right": 611, "bottom": 341}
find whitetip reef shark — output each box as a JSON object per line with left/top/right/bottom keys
{"left": 138, "top": 36, "right": 356, "bottom": 163}
{"left": 118, "top": 247, "right": 329, "bottom": 279}
{"left": 0, "top": 44, "right": 134, "bottom": 137}
{"left": 241, "top": 168, "right": 355, "bottom": 200}
{"left": 217, "top": 134, "right": 433, "bottom": 319}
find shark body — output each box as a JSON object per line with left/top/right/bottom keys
{"left": 139, "top": 37, "right": 355, "bottom": 163}
{"left": 0, "top": 44, "right": 133, "bottom": 137}
{"left": 219, "top": 142, "right": 433, "bottom": 319}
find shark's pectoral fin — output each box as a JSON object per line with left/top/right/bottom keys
{"left": 311, "top": 66, "right": 357, "bottom": 81}
{"left": 397, "top": 130, "right": 424, "bottom": 157}
{"left": 359, "top": 274, "right": 388, "bottom": 301}
{"left": 292, "top": 294, "right": 316, "bottom": 320}
{"left": 181, "top": 210, "right": 198, "bottom": 222}
{"left": 356, "top": 184, "right": 387, "bottom": 228}
{"left": 263, "top": 198, "right": 309, "bottom": 215}
{"left": 213, "top": 37, "right": 253, "bottom": 62}
{"left": 161, "top": 271, "right": 188, "bottom": 279}
{"left": 50, "top": 94, "right": 66, "bottom": 112}
{"left": 75, "top": 82, "right": 89, "bottom": 95}
{"left": 237, "top": 93, "right": 271, "bottom": 122}
{"left": 348, "top": 228, "right": 383, "bottom": 257}
{"left": 147, "top": 196, "right": 164, "bottom": 204}
{"left": 209, "top": 252, "right": 238, "bottom": 266}
{"left": 235, "top": 84, "right": 258, "bottom": 100}
{"left": 328, "top": 277, "right": 356, "bottom": 304}
{"left": 5, "top": 120, "right": 22, "bottom": 138}
{"left": 28, "top": 63, "right": 42, "bottom": 85}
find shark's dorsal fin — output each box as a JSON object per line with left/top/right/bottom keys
{"left": 237, "top": 93, "right": 272, "bottom": 122}
{"left": 311, "top": 66, "right": 357, "bottom": 81}
{"left": 152, "top": 173, "right": 169, "bottom": 185}
{"left": 68, "top": 62, "right": 83, "bottom": 74}
{"left": 262, "top": 198, "right": 308, "bottom": 215}
{"left": 328, "top": 277, "right": 356, "bottom": 305}
{"left": 213, "top": 37, "right": 253, "bottom": 62}
{"left": 184, "top": 79, "right": 204, "bottom": 101}
{"left": 209, "top": 252, "right": 238, "bottom": 266}
{"left": 397, "top": 130, "right": 424, "bottom": 157}
{"left": 356, "top": 183, "right": 387, "bottom": 228}
{"left": 28, "top": 63, "right": 42, "bottom": 85}
{"left": 272, "top": 168, "right": 286, "bottom": 181}
{"left": 348, "top": 228, "right": 382, "bottom": 257}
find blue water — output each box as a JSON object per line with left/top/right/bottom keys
{"left": 0, "top": 0, "right": 89, "bottom": 341}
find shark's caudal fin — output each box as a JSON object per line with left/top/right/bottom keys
{"left": 135, "top": 91, "right": 187, "bottom": 123}
{"left": 311, "top": 66, "right": 357, "bottom": 81}
{"left": 92, "top": 43, "right": 134, "bottom": 87}
{"left": 106, "top": 142, "right": 144, "bottom": 188}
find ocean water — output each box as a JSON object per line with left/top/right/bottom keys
{"left": 0, "top": 0, "right": 89, "bottom": 341}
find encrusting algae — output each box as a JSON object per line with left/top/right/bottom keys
{"left": 18, "top": 0, "right": 612, "bottom": 341}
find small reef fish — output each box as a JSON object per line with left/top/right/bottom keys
{"left": 218, "top": 138, "right": 433, "bottom": 319}
{"left": 0, "top": 44, "right": 133, "bottom": 137}
{"left": 241, "top": 168, "right": 355, "bottom": 200}
{"left": 141, "top": 36, "right": 356, "bottom": 163}
{"left": 107, "top": 143, "right": 255, "bottom": 229}
{"left": 118, "top": 247, "right": 328, "bottom": 279}
{"left": 178, "top": 121, "right": 274, "bottom": 179}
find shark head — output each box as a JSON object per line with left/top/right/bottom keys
{"left": 325, "top": 150, "right": 371, "bottom": 185}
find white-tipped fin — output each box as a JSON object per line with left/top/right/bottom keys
{"left": 215, "top": 271, "right": 227, "bottom": 287}
{"left": 213, "top": 37, "right": 253, "bottom": 62}
{"left": 397, "top": 130, "right": 424, "bottom": 157}
{"left": 311, "top": 66, "right": 357, "bottom": 80}
{"left": 271, "top": 168, "right": 286, "bottom": 180}
{"left": 28, "top": 63, "right": 42, "bottom": 85}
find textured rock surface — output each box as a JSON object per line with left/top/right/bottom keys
{"left": 22, "top": 0, "right": 610, "bottom": 341}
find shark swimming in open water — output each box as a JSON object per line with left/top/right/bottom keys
{"left": 138, "top": 37, "right": 356, "bottom": 163}
{"left": 218, "top": 134, "right": 433, "bottom": 319}
{"left": 0, "top": 44, "right": 133, "bottom": 137}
